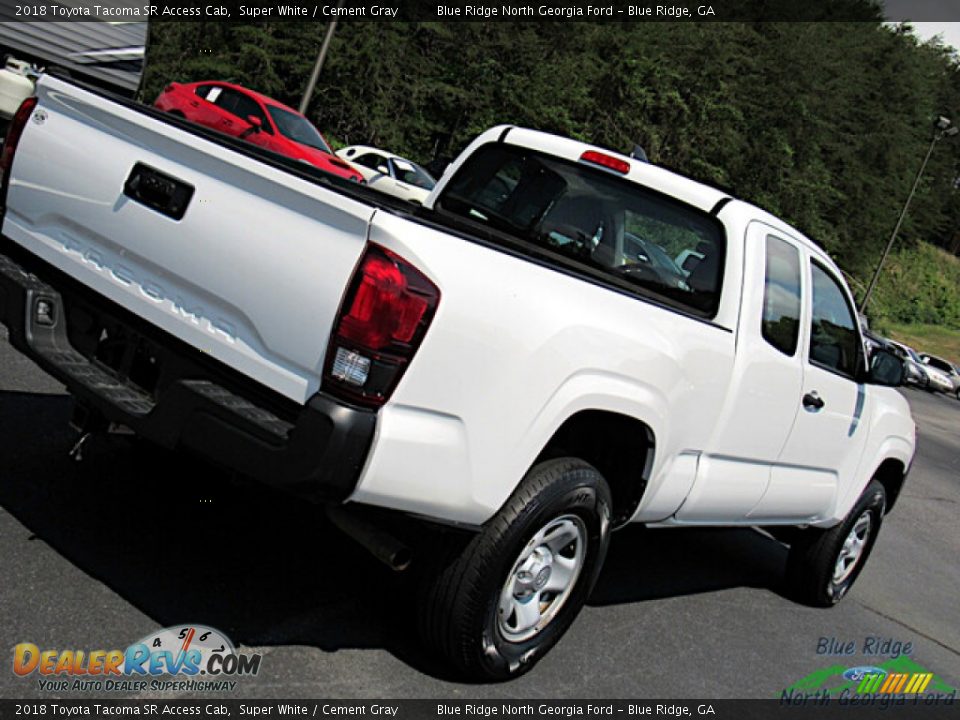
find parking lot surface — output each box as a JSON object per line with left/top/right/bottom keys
{"left": 1, "top": 326, "right": 958, "bottom": 698}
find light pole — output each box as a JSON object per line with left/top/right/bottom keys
{"left": 859, "top": 116, "right": 959, "bottom": 313}
{"left": 299, "top": 0, "right": 344, "bottom": 114}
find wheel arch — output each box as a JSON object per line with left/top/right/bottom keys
{"left": 532, "top": 409, "right": 655, "bottom": 527}
{"left": 873, "top": 457, "right": 908, "bottom": 514}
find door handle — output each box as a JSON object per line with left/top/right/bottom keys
{"left": 802, "top": 391, "right": 825, "bottom": 411}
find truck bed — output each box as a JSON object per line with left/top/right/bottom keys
{"left": 3, "top": 74, "right": 402, "bottom": 404}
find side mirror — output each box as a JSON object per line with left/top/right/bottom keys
{"left": 864, "top": 348, "right": 905, "bottom": 387}
{"left": 376, "top": 165, "right": 389, "bottom": 175}
{"left": 239, "top": 116, "right": 262, "bottom": 140}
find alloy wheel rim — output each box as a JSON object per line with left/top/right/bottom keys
{"left": 833, "top": 510, "right": 872, "bottom": 584}
{"left": 497, "top": 514, "right": 587, "bottom": 643}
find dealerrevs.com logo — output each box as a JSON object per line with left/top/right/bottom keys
{"left": 13, "top": 625, "right": 262, "bottom": 693}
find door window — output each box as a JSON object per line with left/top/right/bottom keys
{"left": 195, "top": 84, "right": 217, "bottom": 100}
{"left": 809, "top": 262, "right": 859, "bottom": 378}
{"left": 389, "top": 158, "right": 436, "bottom": 189}
{"left": 353, "top": 153, "right": 388, "bottom": 172}
{"left": 761, "top": 235, "right": 801, "bottom": 356}
{"left": 211, "top": 89, "right": 272, "bottom": 133}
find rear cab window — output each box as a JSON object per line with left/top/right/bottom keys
{"left": 435, "top": 143, "right": 726, "bottom": 318}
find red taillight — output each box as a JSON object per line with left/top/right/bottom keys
{"left": 579, "top": 150, "right": 630, "bottom": 174}
{"left": 0, "top": 96, "right": 38, "bottom": 213}
{"left": 323, "top": 244, "right": 440, "bottom": 408}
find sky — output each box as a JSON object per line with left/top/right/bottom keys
{"left": 908, "top": 23, "right": 960, "bottom": 53}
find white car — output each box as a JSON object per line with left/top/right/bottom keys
{"left": 336, "top": 145, "right": 436, "bottom": 203}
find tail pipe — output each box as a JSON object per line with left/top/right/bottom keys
{"left": 326, "top": 504, "right": 413, "bottom": 572}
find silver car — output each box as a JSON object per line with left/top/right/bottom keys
{"left": 919, "top": 353, "right": 960, "bottom": 395}
{"left": 886, "top": 340, "right": 930, "bottom": 388}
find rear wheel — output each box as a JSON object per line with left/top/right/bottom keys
{"left": 785, "top": 480, "right": 885, "bottom": 607}
{"left": 418, "top": 458, "right": 611, "bottom": 680}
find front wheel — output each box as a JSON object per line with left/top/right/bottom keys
{"left": 785, "top": 480, "right": 886, "bottom": 607}
{"left": 418, "top": 458, "right": 611, "bottom": 681}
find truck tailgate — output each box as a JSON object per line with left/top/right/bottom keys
{"left": 2, "top": 75, "right": 373, "bottom": 403}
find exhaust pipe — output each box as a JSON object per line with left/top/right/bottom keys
{"left": 326, "top": 505, "right": 413, "bottom": 572}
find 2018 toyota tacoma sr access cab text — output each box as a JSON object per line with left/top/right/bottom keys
{"left": 0, "top": 77, "right": 915, "bottom": 681}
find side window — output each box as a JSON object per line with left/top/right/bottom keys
{"left": 809, "top": 262, "right": 859, "bottom": 378}
{"left": 231, "top": 93, "right": 272, "bottom": 134}
{"left": 211, "top": 88, "right": 240, "bottom": 114}
{"left": 209, "top": 89, "right": 272, "bottom": 134}
{"left": 761, "top": 235, "right": 801, "bottom": 355}
{"left": 195, "top": 84, "right": 216, "bottom": 100}
{"left": 354, "top": 153, "right": 387, "bottom": 172}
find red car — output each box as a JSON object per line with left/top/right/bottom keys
{"left": 154, "top": 81, "right": 363, "bottom": 183}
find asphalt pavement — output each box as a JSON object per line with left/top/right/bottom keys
{"left": 0, "top": 325, "right": 958, "bottom": 699}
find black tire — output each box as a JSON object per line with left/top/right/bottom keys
{"left": 785, "top": 479, "right": 886, "bottom": 607}
{"left": 418, "top": 457, "right": 612, "bottom": 681}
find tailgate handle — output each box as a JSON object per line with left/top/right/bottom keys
{"left": 123, "top": 163, "right": 194, "bottom": 221}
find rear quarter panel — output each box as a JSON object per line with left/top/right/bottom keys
{"left": 349, "top": 210, "right": 738, "bottom": 524}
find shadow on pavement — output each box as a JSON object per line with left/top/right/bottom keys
{"left": 0, "top": 389, "right": 790, "bottom": 680}
{"left": 590, "top": 524, "right": 787, "bottom": 606}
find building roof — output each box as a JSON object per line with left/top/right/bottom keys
{"left": 0, "top": 13, "right": 146, "bottom": 95}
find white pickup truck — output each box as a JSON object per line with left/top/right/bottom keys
{"left": 0, "top": 76, "right": 915, "bottom": 681}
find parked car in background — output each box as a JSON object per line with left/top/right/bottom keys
{"left": 336, "top": 145, "right": 436, "bottom": 203}
{"left": 154, "top": 81, "right": 364, "bottom": 184}
{"left": 886, "top": 340, "right": 930, "bottom": 389}
{"left": 918, "top": 353, "right": 959, "bottom": 395}
{"left": 862, "top": 329, "right": 888, "bottom": 359}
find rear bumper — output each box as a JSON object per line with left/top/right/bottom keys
{"left": 0, "top": 242, "right": 376, "bottom": 503}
